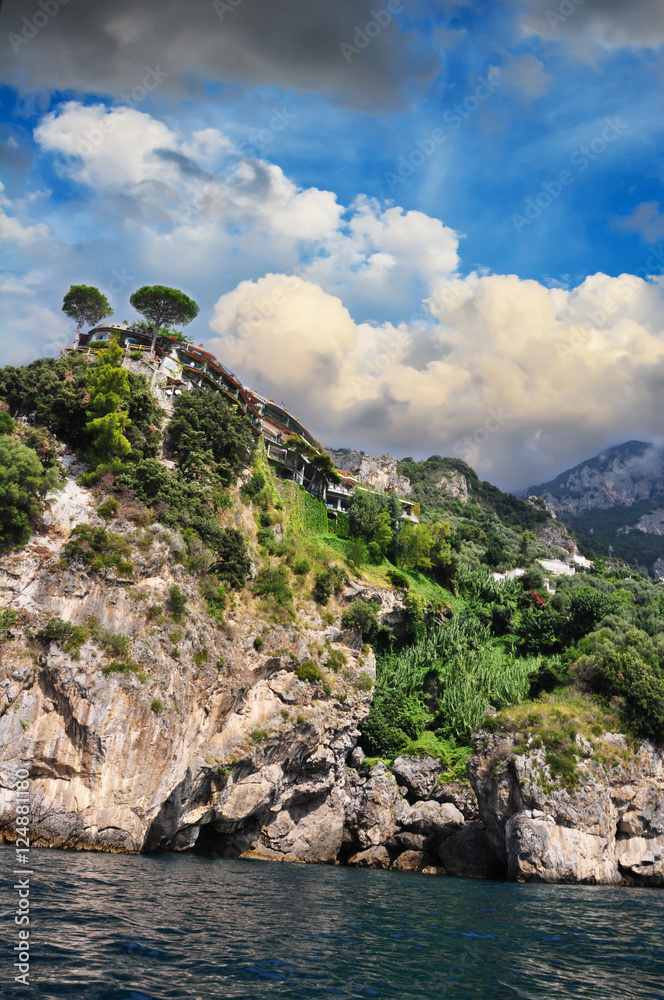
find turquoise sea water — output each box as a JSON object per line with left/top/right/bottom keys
{"left": 1, "top": 849, "right": 663, "bottom": 999}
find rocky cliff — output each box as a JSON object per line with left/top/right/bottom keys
{"left": 469, "top": 731, "right": 664, "bottom": 886}
{"left": 326, "top": 449, "right": 412, "bottom": 496}
{"left": 528, "top": 441, "right": 664, "bottom": 576}
{"left": 1, "top": 462, "right": 663, "bottom": 887}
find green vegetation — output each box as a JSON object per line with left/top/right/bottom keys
{"left": 295, "top": 660, "right": 323, "bottom": 682}
{"left": 36, "top": 618, "right": 88, "bottom": 658}
{"left": 252, "top": 565, "right": 293, "bottom": 608}
{"left": 0, "top": 607, "right": 20, "bottom": 640}
{"left": 129, "top": 285, "right": 199, "bottom": 352}
{"left": 0, "top": 434, "right": 59, "bottom": 551}
{"left": 62, "top": 525, "right": 134, "bottom": 578}
{"left": 150, "top": 697, "right": 164, "bottom": 715}
{"left": 62, "top": 284, "right": 112, "bottom": 344}
{"left": 83, "top": 337, "right": 132, "bottom": 473}
{"left": 168, "top": 391, "right": 254, "bottom": 486}
{"left": 165, "top": 585, "right": 188, "bottom": 618}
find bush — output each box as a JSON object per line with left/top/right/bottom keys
{"left": 326, "top": 648, "right": 346, "bottom": 672}
{"left": 241, "top": 471, "right": 266, "bottom": 501}
{"left": 37, "top": 618, "right": 88, "bottom": 657}
{"left": 0, "top": 607, "right": 20, "bottom": 640}
{"left": 291, "top": 557, "right": 311, "bottom": 576}
{"left": 0, "top": 436, "right": 59, "bottom": 551}
{"left": 341, "top": 600, "right": 380, "bottom": 642}
{"left": 356, "top": 671, "right": 373, "bottom": 691}
{"left": 252, "top": 565, "right": 293, "bottom": 607}
{"left": 96, "top": 498, "right": 118, "bottom": 521}
{"left": 165, "top": 584, "right": 187, "bottom": 617}
{"left": 347, "top": 539, "right": 368, "bottom": 568}
{"left": 253, "top": 635, "right": 263, "bottom": 651}
{"left": 150, "top": 697, "right": 164, "bottom": 715}
{"left": 386, "top": 568, "right": 409, "bottom": 590}
{"left": 209, "top": 527, "right": 251, "bottom": 590}
{"left": 102, "top": 660, "right": 144, "bottom": 680}
{"left": 62, "top": 525, "right": 134, "bottom": 577}
{"left": 259, "top": 510, "right": 272, "bottom": 527}
{"left": 312, "top": 564, "right": 349, "bottom": 604}
{"left": 199, "top": 576, "right": 228, "bottom": 624}
{"left": 295, "top": 660, "right": 322, "bottom": 682}
{"left": 193, "top": 648, "right": 209, "bottom": 668}
{"left": 251, "top": 728, "right": 269, "bottom": 743}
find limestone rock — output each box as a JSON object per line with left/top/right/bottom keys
{"left": 392, "top": 850, "right": 425, "bottom": 872}
{"left": 348, "top": 845, "right": 391, "bottom": 869}
{"left": 469, "top": 731, "right": 664, "bottom": 884}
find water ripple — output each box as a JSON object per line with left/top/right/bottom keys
{"left": 1, "top": 850, "right": 664, "bottom": 999}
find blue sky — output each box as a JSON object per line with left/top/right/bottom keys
{"left": 1, "top": 0, "right": 663, "bottom": 488}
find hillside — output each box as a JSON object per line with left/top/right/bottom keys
{"left": 0, "top": 345, "right": 663, "bottom": 885}
{"left": 529, "top": 441, "right": 664, "bottom": 577}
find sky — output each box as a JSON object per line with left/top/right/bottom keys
{"left": 1, "top": 0, "right": 663, "bottom": 490}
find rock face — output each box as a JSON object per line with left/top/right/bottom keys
{"left": 0, "top": 465, "right": 375, "bottom": 860}
{"left": 342, "top": 758, "right": 502, "bottom": 877}
{"left": 1, "top": 463, "right": 663, "bottom": 886}
{"left": 529, "top": 441, "right": 664, "bottom": 517}
{"left": 326, "top": 449, "right": 412, "bottom": 496}
{"left": 469, "top": 732, "right": 664, "bottom": 886}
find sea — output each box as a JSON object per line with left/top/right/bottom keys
{"left": 1, "top": 849, "right": 663, "bottom": 999}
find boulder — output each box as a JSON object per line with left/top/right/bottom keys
{"left": 404, "top": 800, "right": 464, "bottom": 837}
{"left": 348, "top": 845, "right": 391, "bottom": 869}
{"left": 392, "top": 850, "right": 425, "bottom": 872}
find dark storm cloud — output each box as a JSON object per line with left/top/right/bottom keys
{"left": 0, "top": 0, "right": 439, "bottom": 109}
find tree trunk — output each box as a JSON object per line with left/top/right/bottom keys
{"left": 73, "top": 320, "right": 84, "bottom": 349}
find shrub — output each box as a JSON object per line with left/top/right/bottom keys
{"left": 150, "top": 697, "right": 164, "bottom": 715}
{"left": 86, "top": 619, "right": 130, "bottom": 659}
{"left": 312, "top": 564, "right": 349, "bottom": 604}
{"left": 209, "top": 528, "right": 251, "bottom": 590}
{"left": 193, "top": 648, "right": 209, "bottom": 668}
{"left": 241, "top": 471, "right": 266, "bottom": 501}
{"left": 199, "top": 576, "right": 228, "bottom": 624}
{"left": 291, "top": 557, "right": 311, "bottom": 576}
{"left": 259, "top": 510, "right": 272, "bottom": 528}
{"left": 102, "top": 660, "right": 144, "bottom": 680}
{"left": 147, "top": 603, "right": 164, "bottom": 620}
{"left": 36, "top": 618, "right": 88, "bottom": 657}
{"left": 386, "top": 568, "right": 409, "bottom": 590}
{"left": 96, "top": 497, "right": 119, "bottom": 521}
{"left": 252, "top": 565, "right": 293, "bottom": 607}
{"left": 0, "top": 607, "right": 20, "bottom": 641}
{"left": 347, "top": 538, "right": 368, "bottom": 568}
{"left": 165, "top": 584, "right": 187, "bottom": 617}
{"left": 251, "top": 728, "right": 269, "bottom": 743}
{"left": 356, "top": 671, "right": 373, "bottom": 691}
{"left": 296, "top": 714, "right": 305, "bottom": 724}
{"left": 341, "top": 600, "right": 380, "bottom": 642}
{"left": 253, "top": 635, "right": 263, "bottom": 651}
{"left": 0, "top": 436, "right": 60, "bottom": 551}
{"left": 62, "top": 525, "right": 134, "bottom": 577}
{"left": 295, "top": 660, "right": 322, "bottom": 682}
{"left": 326, "top": 648, "right": 347, "bottom": 672}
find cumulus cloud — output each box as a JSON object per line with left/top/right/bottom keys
{"left": 207, "top": 269, "right": 664, "bottom": 490}
{"left": 0, "top": 0, "right": 439, "bottom": 110}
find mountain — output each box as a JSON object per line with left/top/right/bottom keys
{"left": 528, "top": 441, "right": 664, "bottom": 577}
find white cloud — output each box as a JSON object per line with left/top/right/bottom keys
{"left": 207, "top": 269, "right": 664, "bottom": 489}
